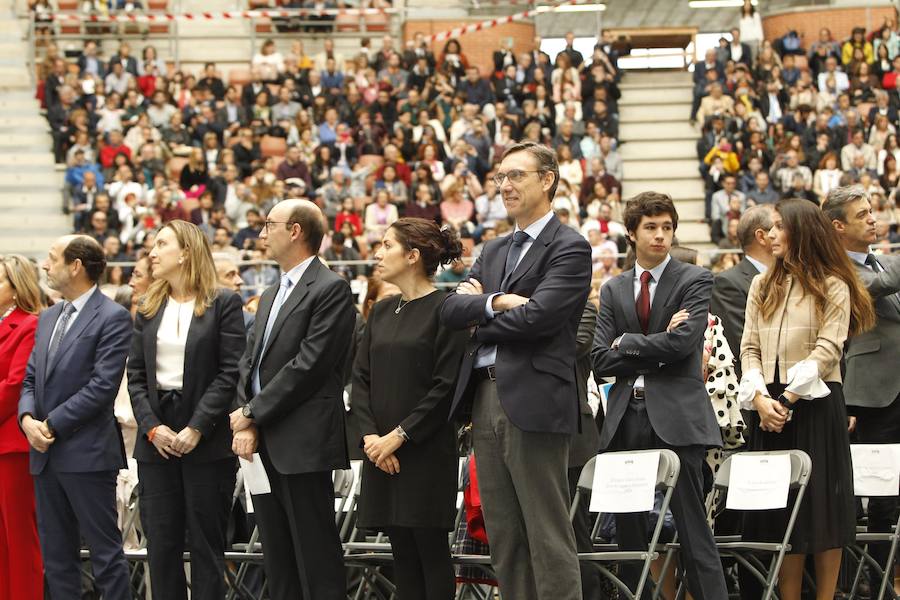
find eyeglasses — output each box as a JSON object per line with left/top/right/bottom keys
{"left": 492, "top": 169, "right": 542, "bottom": 187}
{"left": 264, "top": 221, "right": 296, "bottom": 232}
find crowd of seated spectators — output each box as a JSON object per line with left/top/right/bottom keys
{"left": 40, "top": 30, "right": 629, "bottom": 298}
{"left": 693, "top": 19, "right": 900, "bottom": 270}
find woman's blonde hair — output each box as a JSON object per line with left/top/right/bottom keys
{"left": 0, "top": 255, "right": 46, "bottom": 315}
{"left": 139, "top": 220, "right": 220, "bottom": 318}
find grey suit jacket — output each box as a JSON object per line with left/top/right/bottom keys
{"left": 843, "top": 254, "right": 900, "bottom": 409}
{"left": 592, "top": 259, "right": 722, "bottom": 449}
{"left": 569, "top": 301, "right": 601, "bottom": 468}
{"left": 709, "top": 257, "right": 761, "bottom": 378}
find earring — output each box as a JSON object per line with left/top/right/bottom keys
{"left": 178, "top": 258, "right": 184, "bottom": 265}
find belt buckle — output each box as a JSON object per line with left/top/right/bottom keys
{"left": 486, "top": 365, "right": 496, "bottom": 381}
{"left": 632, "top": 388, "right": 645, "bottom": 400}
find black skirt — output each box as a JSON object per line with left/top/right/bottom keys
{"left": 742, "top": 381, "right": 855, "bottom": 554}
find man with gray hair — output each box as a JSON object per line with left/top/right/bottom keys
{"left": 709, "top": 204, "right": 776, "bottom": 375}
{"left": 824, "top": 185, "right": 900, "bottom": 591}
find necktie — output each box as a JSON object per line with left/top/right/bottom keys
{"left": 48, "top": 302, "right": 76, "bottom": 363}
{"left": 261, "top": 274, "right": 293, "bottom": 353}
{"left": 866, "top": 254, "right": 900, "bottom": 307}
{"left": 501, "top": 230, "right": 530, "bottom": 291}
{"left": 637, "top": 270, "right": 652, "bottom": 335}
{"left": 252, "top": 275, "right": 293, "bottom": 395}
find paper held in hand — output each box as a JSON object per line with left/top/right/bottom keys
{"left": 850, "top": 444, "right": 900, "bottom": 497}
{"left": 726, "top": 453, "right": 791, "bottom": 511}
{"left": 590, "top": 451, "right": 660, "bottom": 514}
{"left": 239, "top": 453, "right": 272, "bottom": 495}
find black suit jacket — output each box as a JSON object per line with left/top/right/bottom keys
{"left": 440, "top": 215, "right": 592, "bottom": 434}
{"left": 236, "top": 258, "right": 355, "bottom": 475}
{"left": 592, "top": 259, "right": 722, "bottom": 449}
{"left": 709, "top": 257, "right": 761, "bottom": 378}
{"left": 128, "top": 290, "right": 246, "bottom": 464}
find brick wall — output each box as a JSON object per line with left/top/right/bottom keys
{"left": 762, "top": 6, "right": 896, "bottom": 48}
{"left": 403, "top": 21, "right": 535, "bottom": 76}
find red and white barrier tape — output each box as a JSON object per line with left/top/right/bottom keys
{"left": 48, "top": 8, "right": 393, "bottom": 23}
{"left": 425, "top": 0, "right": 595, "bottom": 42}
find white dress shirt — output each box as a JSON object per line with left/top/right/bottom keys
{"left": 48, "top": 285, "right": 97, "bottom": 353}
{"left": 156, "top": 298, "right": 195, "bottom": 391}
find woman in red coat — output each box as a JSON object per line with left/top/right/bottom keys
{"left": 0, "top": 254, "right": 46, "bottom": 600}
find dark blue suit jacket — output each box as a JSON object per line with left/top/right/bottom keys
{"left": 19, "top": 288, "right": 131, "bottom": 475}
{"left": 591, "top": 259, "right": 722, "bottom": 450}
{"left": 440, "top": 215, "right": 592, "bottom": 435}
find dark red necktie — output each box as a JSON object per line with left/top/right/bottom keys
{"left": 637, "top": 270, "right": 652, "bottom": 334}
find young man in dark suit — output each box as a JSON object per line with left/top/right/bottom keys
{"left": 230, "top": 199, "right": 355, "bottom": 600}
{"left": 19, "top": 235, "right": 132, "bottom": 600}
{"left": 441, "top": 142, "right": 591, "bottom": 600}
{"left": 592, "top": 192, "right": 728, "bottom": 600}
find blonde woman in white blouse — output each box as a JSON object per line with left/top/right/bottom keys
{"left": 127, "top": 220, "right": 246, "bottom": 600}
{"left": 739, "top": 200, "right": 875, "bottom": 600}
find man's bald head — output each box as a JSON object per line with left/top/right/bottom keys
{"left": 272, "top": 199, "right": 326, "bottom": 254}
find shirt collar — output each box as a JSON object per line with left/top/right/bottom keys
{"left": 68, "top": 285, "right": 97, "bottom": 314}
{"left": 745, "top": 255, "right": 768, "bottom": 274}
{"left": 846, "top": 249, "right": 870, "bottom": 266}
{"left": 634, "top": 254, "right": 672, "bottom": 283}
{"left": 282, "top": 255, "right": 316, "bottom": 288}
{"left": 514, "top": 210, "right": 555, "bottom": 242}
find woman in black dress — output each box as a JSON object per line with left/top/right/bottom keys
{"left": 352, "top": 217, "right": 467, "bottom": 600}
{"left": 739, "top": 199, "right": 875, "bottom": 600}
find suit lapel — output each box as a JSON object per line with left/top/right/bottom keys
{"left": 489, "top": 235, "right": 514, "bottom": 292}
{"left": 36, "top": 303, "right": 61, "bottom": 382}
{"left": 251, "top": 285, "right": 278, "bottom": 368}
{"left": 0, "top": 309, "right": 21, "bottom": 345}
{"left": 46, "top": 289, "right": 102, "bottom": 379}
{"left": 648, "top": 260, "right": 680, "bottom": 333}
{"left": 618, "top": 269, "right": 642, "bottom": 333}
{"left": 142, "top": 300, "right": 166, "bottom": 395}
{"left": 505, "top": 217, "right": 559, "bottom": 290}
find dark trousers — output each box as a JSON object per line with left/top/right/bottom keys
{"left": 34, "top": 465, "right": 131, "bottom": 600}
{"left": 383, "top": 526, "right": 455, "bottom": 600}
{"left": 610, "top": 399, "right": 727, "bottom": 600}
{"left": 137, "top": 457, "right": 235, "bottom": 600}
{"left": 568, "top": 466, "right": 607, "bottom": 600}
{"left": 472, "top": 379, "right": 582, "bottom": 600}
{"left": 854, "top": 396, "right": 900, "bottom": 583}
{"left": 251, "top": 449, "right": 346, "bottom": 600}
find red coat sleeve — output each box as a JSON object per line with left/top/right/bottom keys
{"left": 0, "top": 318, "right": 37, "bottom": 422}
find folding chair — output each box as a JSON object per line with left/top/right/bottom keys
{"left": 574, "top": 449, "right": 681, "bottom": 600}
{"left": 705, "top": 449, "right": 812, "bottom": 600}
{"left": 846, "top": 444, "right": 900, "bottom": 600}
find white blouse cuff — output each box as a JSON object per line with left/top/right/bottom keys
{"left": 785, "top": 360, "right": 830, "bottom": 400}
{"left": 738, "top": 368, "right": 767, "bottom": 410}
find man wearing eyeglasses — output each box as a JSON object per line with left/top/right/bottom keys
{"left": 441, "top": 142, "right": 592, "bottom": 600}
{"left": 230, "top": 199, "right": 356, "bottom": 600}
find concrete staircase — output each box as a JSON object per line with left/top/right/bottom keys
{"left": 618, "top": 70, "right": 711, "bottom": 253}
{"left": 0, "top": 2, "right": 68, "bottom": 258}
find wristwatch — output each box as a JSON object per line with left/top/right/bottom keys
{"left": 242, "top": 404, "right": 254, "bottom": 419}
{"left": 776, "top": 394, "right": 793, "bottom": 410}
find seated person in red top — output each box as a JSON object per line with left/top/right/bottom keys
{"left": 881, "top": 54, "right": 900, "bottom": 90}
{"left": 374, "top": 144, "right": 412, "bottom": 187}
{"left": 334, "top": 197, "right": 363, "bottom": 238}
{"left": 99, "top": 129, "right": 132, "bottom": 169}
